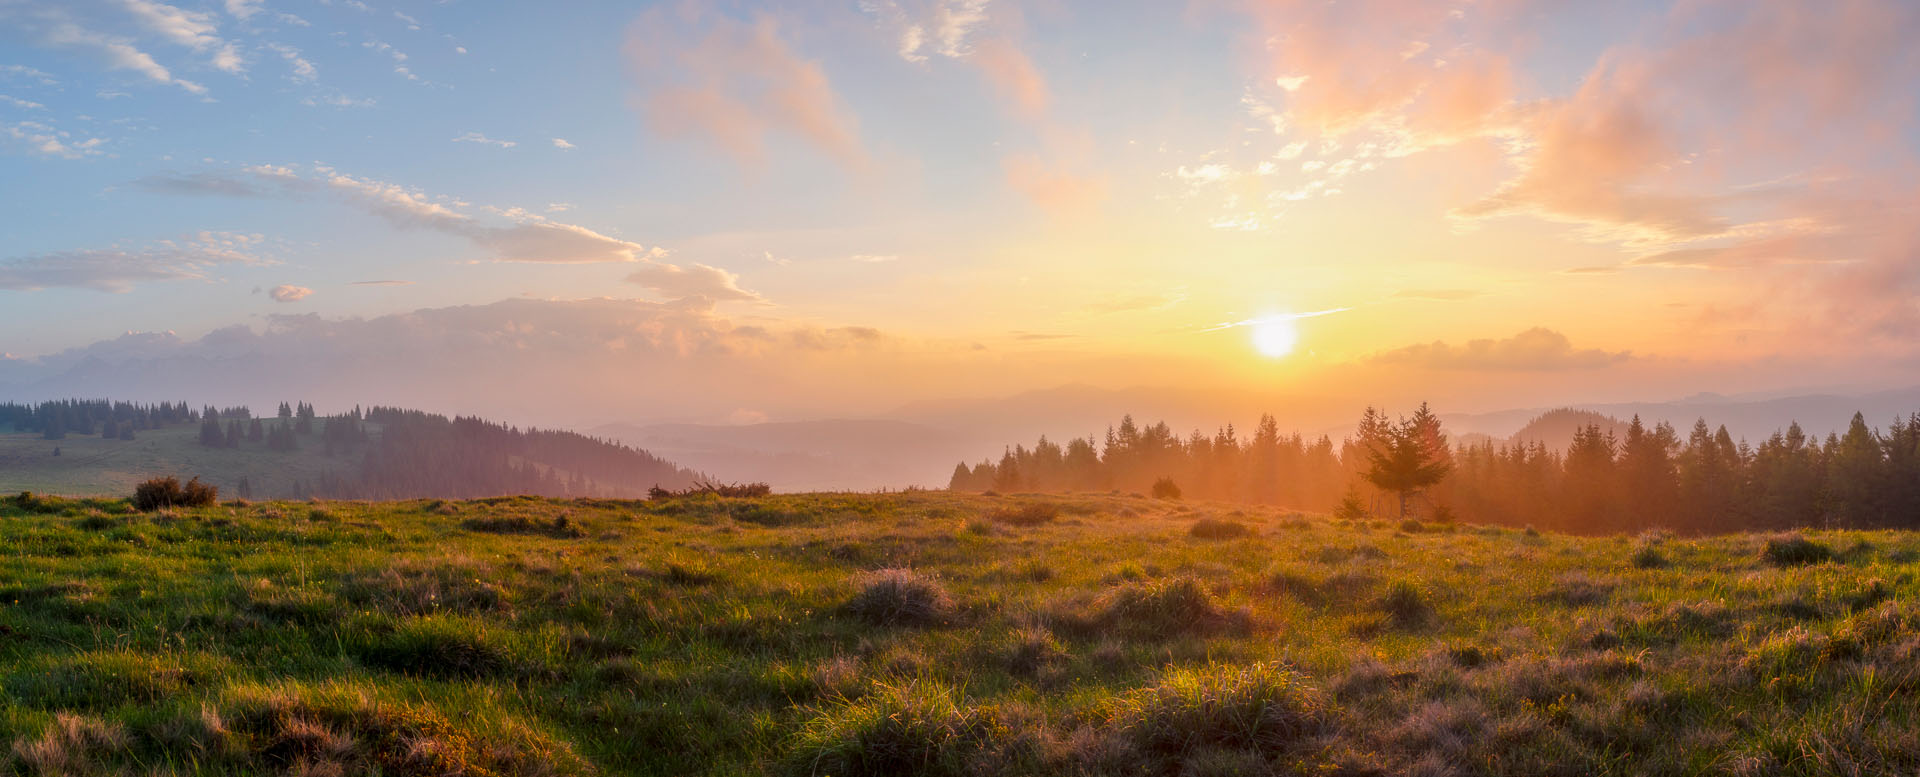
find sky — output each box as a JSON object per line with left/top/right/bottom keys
{"left": 2, "top": 0, "right": 1918, "bottom": 432}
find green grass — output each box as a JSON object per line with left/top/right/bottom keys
{"left": 0, "top": 425, "right": 355, "bottom": 498}
{"left": 0, "top": 490, "right": 1915, "bottom": 775}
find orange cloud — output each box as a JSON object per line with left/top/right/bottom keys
{"left": 970, "top": 36, "right": 1047, "bottom": 121}
{"left": 1004, "top": 155, "right": 1106, "bottom": 218}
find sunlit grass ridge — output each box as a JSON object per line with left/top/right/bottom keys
{"left": 0, "top": 490, "right": 1916, "bottom": 774}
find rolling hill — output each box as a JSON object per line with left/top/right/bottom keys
{"left": 0, "top": 400, "right": 705, "bottom": 500}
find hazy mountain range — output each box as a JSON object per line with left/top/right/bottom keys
{"left": 592, "top": 384, "right": 1920, "bottom": 491}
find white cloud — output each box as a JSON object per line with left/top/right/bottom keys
{"left": 24, "top": 12, "right": 208, "bottom": 95}
{"left": 551, "top": 137, "right": 574, "bottom": 149}
{"left": 120, "top": 0, "right": 245, "bottom": 74}
{"left": 866, "top": 0, "right": 994, "bottom": 61}
{"left": 223, "top": 0, "right": 262, "bottom": 20}
{"left": 393, "top": 11, "right": 420, "bottom": 29}
{"left": 137, "top": 164, "right": 763, "bottom": 301}
{"left": 452, "top": 131, "right": 514, "bottom": 148}
{"left": 301, "top": 93, "right": 374, "bottom": 108}
{"left": 850, "top": 254, "right": 899, "bottom": 263}
{"left": 0, "top": 95, "right": 45, "bottom": 109}
{"left": 5, "top": 120, "right": 107, "bottom": 159}
{"left": 269, "top": 284, "right": 311, "bottom": 301}
{"left": 265, "top": 42, "right": 314, "bottom": 82}
{"left": 0, "top": 65, "right": 59, "bottom": 86}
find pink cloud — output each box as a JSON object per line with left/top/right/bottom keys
{"left": 970, "top": 36, "right": 1047, "bottom": 121}
{"left": 628, "top": 7, "right": 868, "bottom": 172}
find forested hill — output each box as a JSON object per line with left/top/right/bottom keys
{"left": 0, "top": 399, "right": 706, "bottom": 500}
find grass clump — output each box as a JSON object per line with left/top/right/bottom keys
{"left": 211, "top": 683, "right": 593, "bottom": 777}
{"left": 131, "top": 475, "right": 216, "bottom": 511}
{"left": 7, "top": 651, "right": 204, "bottom": 709}
{"left": 1093, "top": 578, "right": 1226, "bottom": 636}
{"left": 9, "top": 713, "right": 129, "bottom": 776}
{"left": 1101, "top": 662, "right": 1329, "bottom": 770}
{"left": 459, "top": 514, "right": 583, "bottom": 538}
{"left": 847, "top": 568, "right": 955, "bottom": 627}
{"left": 989, "top": 503, "right": 1060, "bottom": 526}
{"left": 1377, "top": 580, "right": 1435, "bottom": 629}
{"left": 353, "top": 619, "right": 512, "bottom": 679}
{"left": 787, "top": 679, "right": 1006, "bottom": 777}
{"left": 1188, "top": 518, "right": 1250, "bottom": 540}
{"left": 1763, "top": 534, "right": 1833, "bottom": 566}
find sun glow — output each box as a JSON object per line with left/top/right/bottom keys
{"left": 1251, "top": 316, "right": 1299, "bottom": 357}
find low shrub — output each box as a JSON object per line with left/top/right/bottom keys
{"left": 1631, "top": 546, "right": 1669, "bottom": 569}
{"left": 1150, "top": 477, "right": 1182, "bottom": 500}
{"left": 648, "top": 481, "right": 772, "bottom": 499}
{"left": 131, "top": 476, "right": 217, "bottom": 511}
{"left": 847, "top": 568, "right": 955, "bottom": 626}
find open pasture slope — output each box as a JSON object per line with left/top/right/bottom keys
{"left": 0, "top": 491, "right": 1916, "bottom": 776}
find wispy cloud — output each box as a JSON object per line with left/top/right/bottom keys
{"left": 268, "top": 284, "right": 311, "bottom": 302}
{"left": 551, "top": 137, "right": 575, "bottom": 149}
{"left": 120, "top": 0, "right": 245, "bottom": 74}
{"left": 452, "top": 132, "right": 515, "bottom": 148}
{"left": 5, "top": 120, "right": 107, "bottom": 159}
{"left": 1200, "top": 308, "right": 1350, "bottom": 333}
{"left": 350, "top": 279, "right": 413, "bottom": 286}
{"left": 0, "top": 232, "right": 266, "bottom": 292}
{"left": 134, "top": 164, "right": 765, "bottom": 302}
{"left": 24, "top": 11, "right": 208, "bottom": 94}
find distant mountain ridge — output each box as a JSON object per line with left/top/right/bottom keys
{"left": 597, "top": 384, "right": 1920, "bottom": 490}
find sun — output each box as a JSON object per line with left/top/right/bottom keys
{"left": 1250, "top": 316, "right": 1299, "bottom": 358}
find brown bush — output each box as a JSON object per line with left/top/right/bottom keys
{"left": 132, "top": 476, "right": 217, "bottom": 512}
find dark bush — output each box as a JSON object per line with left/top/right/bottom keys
{"left": 647, "top": 481, "right": 772, "bottom": 499}
{"left": 1150, "top": 477, "right": 1182, "bottom": 500}
{"left": 132, "top": 476, "right": 217, "bottom": 512}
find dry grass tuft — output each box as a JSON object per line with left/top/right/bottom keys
{"left": 847, "top": 568, "right": 956, "bottom": 627}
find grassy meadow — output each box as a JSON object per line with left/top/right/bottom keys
{"left": 0, "top": 489, "right": 1915, "bottom": 775}
{"left": 0, "top": 427, "right": 353, "bottom": 499}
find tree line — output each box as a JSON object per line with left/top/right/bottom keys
{"left": 0, "top": 399, "right": 198, "bottom": 441}
{"left": 2, "top": 398, "right": 705, "bottom": 501}
{"left": 951, "top": 405, "right": 1920, "bottom": 533}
